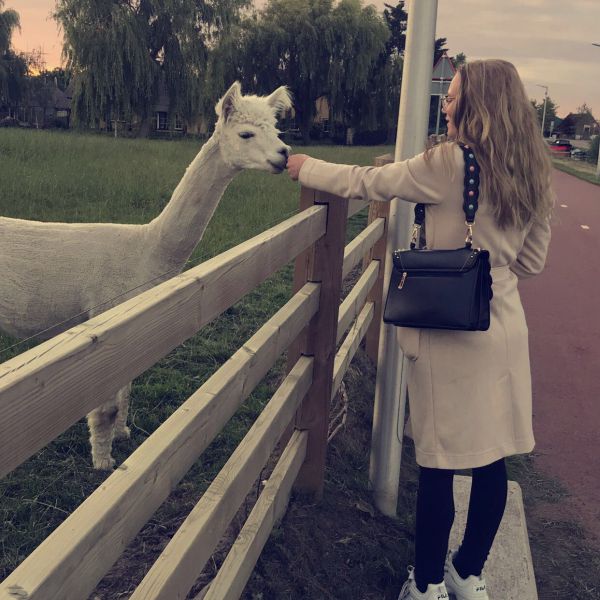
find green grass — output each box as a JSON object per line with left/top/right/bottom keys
{"left": 0, "top": 128, "right": 391, "bottom": 588}
{"left": 553, "top": 157, "right": 600, "bottom": 186}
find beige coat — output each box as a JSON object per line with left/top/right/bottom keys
{"left": 299, "top": 143, "right": 551, "bottom": 469}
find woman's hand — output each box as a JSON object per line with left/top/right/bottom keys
{"left": 286, "top": 154, "right": 310, "bottom": 181}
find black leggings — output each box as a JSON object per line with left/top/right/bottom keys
{"left": 414, "top": 458, "right": 508, "bottom": 593}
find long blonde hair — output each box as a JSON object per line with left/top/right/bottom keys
{"left": 453, "top": 59, "right": 553, "bottom": 229}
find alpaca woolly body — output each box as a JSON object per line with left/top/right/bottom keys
{"left": 0, "top": 136, "right": 233, "bottom": 339}
{"left": 0, "top": 82, "right": 292, "bottom": 469}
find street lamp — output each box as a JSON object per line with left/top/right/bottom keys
{"left": 536, "top": 84, "right": 548, "bottom": 137}
{"left": 593, "top": 44, "right": 600, "bottom": 177}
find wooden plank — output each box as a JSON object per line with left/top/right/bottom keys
{"left": 362, "top": 199, "right": 390, "bottom": 363}
{"left": 203, "top": 430, "right": 308, "bottom": 600}
{"left": 130, "top": 357, "right": 313, "bottom": 600}
{"left": 0, "top": 206, "right": 326, "bottom": 479}
{"left": 0, "top": 285, "right": 319, "bottom": 600}
{"left": 337, "top": 260, "right": 379, "bottom": 345}
{"left": 331, "top": 302, "right": 374, "bottom": 401}
{"left": 347, "top": 199, "right": 370, "bottom": 219}
{"left": 342, "top": 217, "right": 385, "bottom": 280}
{"left": 293, "top": 190, "right": 349, "bottom": 498}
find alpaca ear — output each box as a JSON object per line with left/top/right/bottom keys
{"left": 266, "top": 86, "right": 293, "bottom": 117}
{"left": 216, "top": 81, "right": 242, "bottom": 122}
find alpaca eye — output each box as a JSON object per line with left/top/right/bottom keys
{"left": 239, "top": 132, "right": 255, "bottom": 139}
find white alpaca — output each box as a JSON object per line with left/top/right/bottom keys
{"left": 0, "top": 82, "right": 292, "bottom": 470}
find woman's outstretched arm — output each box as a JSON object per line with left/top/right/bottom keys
{"left": 287, "top": 145, "right": 458, "bottom": 205}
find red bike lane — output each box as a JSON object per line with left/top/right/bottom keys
{"left": 518, "top": 168, "right": 600, "bottom": 545}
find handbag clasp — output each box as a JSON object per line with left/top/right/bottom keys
{"left": 465, "top": 221, "right": 474, "bottom": 248}
{"left": 398, "top": 272, "right": 408, "bottom": 289}
{"left": 410, "top": 224, "right": 421, "bottom": 249}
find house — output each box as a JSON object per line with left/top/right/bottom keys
{"left": 5, "top": 79, "right": 72, "bottom": 128}
{"left": 555, "top": 112, "right": 600, "bottom": 140}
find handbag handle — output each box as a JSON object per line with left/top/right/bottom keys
{"left": 410, "top": 143, "right": 481, "bottom": 250}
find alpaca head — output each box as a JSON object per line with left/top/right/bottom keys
{"left": 215, "top": 81, "right": 293, "bottom": 174}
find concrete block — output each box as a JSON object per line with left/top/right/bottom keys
{"left": 448, "top": 476, "right": 538, "bottom": 600}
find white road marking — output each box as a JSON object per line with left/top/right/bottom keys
{"left": 560, "top": 204, "right": 568, "bottom": 208}
{"left": 581, "top": 225, "right": 590, "bottom": 230}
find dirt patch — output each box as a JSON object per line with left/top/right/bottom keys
{"left": 85, "top": 350, "right": 600, "bottom": 599}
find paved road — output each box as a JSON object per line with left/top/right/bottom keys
{"left": 519, "top": 169, "right": 600, "bottom": 544}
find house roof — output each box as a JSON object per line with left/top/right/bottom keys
{"left": 52, "top": 87, "right": 71, "bottom": 110}
{"left": 561, "top": 112, "right": 599, "bottom": 126}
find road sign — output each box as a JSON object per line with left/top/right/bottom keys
{"left": 430, "top": 53, "right": 456, "bottom": 95}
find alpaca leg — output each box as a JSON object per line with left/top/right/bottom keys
{"left": 114, "top": 383, "right": 132, "bottom": 440}
{"left": 87, "top": 400, "right": 118, "bottom": 470}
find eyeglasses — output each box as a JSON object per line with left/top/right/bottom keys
{"left": 442, "top": 95, "right": 456, "bottom": 108}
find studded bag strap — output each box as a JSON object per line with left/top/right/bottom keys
{"left": 409, "top": 142, "right": 481, "bottom": 250}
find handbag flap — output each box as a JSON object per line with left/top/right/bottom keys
{"left": 392, "top": 247, "right": 486, "bottom": 273}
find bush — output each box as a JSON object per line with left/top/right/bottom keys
{"left": 588, "top": 136, "right": 599, "bottom": 164}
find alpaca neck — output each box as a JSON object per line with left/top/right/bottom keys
{"left": 149, "top": 134, "right": 239, "bottom": 267}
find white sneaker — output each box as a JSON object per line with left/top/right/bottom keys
{"left": 443, "top": 550, "right": 489, "bottom": 600}
{"left": 398, "top": 566, "right": 450, "bottom": 600}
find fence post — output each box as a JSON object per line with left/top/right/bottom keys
{"left": 287, "top": 186, "right": 349, "bottom": 500}
{"left": 362, "top": 154, "right": 393, "bottom": 364}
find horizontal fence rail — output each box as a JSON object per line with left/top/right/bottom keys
{"left": 203, "top": 429, "right": 308, "bottom": 600}
{"left": 0, "top": 281, "right": 320, "bottom": 600}
{"left": 131, "top": 357, "right": 313, "bottom": 600}
{"left": 337, "top": 260, "right": 380, "bottom": 345}
{"left": 342, "top": 217, "right": 385, "bottom": 279}
{"left": 1, "top": 181, "right": 390, "bottom": 600}
{"left": 0, "top": 206, "right": 327, "bottom": 479}
{"left": 332, "top": 302, "right": 375, "bottom": 401}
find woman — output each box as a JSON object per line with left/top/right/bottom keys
{"left": 286, "top": 60, "right": 553, "bottom": 600}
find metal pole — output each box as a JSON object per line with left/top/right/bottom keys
{"left": 541, "top": 93, "right": 548, "bottom": 137}
{"left": 369, "top": 0, "right": 438, "bottom": 517}
{"left": 434, "top": 57, "right": 448, "bottom": 136}
{"left": 536, "top": 84, "right": 548, "bottom": 137}
{"left": 594, "top": 44, "right": 600, "bottom": 178}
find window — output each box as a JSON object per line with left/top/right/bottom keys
{"left": 174, "top": 114, "right": 183, "bottom": 131}
{"left": 156, "top": 111, "right": 168, "bottom": 130}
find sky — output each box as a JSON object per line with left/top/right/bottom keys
{"left": 7, "top": 0, "right": 600, "bottom": 118}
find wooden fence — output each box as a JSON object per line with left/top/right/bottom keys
{"left": 0, "top": 178, "right": 390, "bottom": 599}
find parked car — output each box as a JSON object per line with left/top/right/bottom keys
{"left": 570, "top": 147, "right": 588, "bottom": 161}
{"left": 547, "top": 138, "right": 573, "bottom": 156}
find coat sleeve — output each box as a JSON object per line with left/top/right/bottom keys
{"left": 510, "top": 216, "right": 552, "bottom": 279}
{"left": 297, "top": 145, "right": 454, "bottom": 205}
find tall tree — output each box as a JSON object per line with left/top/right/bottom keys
{"left": 236, "top": 0, "right": 388, "bottom": 143}
{"left": 576, "top": 102, "right": 593, "bottom": 115}
{"left": 0, "top": 0, "right": 26, "bottom": 113}
{"left": 452, "top": 52, "right": 466, "bottom": 69}
{"left": 383, "top": 1, "right": 407, "bottom": 56}
{"left": 532, "top": 96, "right": 559, "bottom": 134}
{"left": 54, "top": 0, "right": 249, "bottom": 131}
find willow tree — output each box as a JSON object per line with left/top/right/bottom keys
{"left": 236, "top": 0, "right": 389, "bottom": 143}
{"left": 55, "top": 0, "right": 249, "bottom": 131}
{"left": 0, "top": 0, "right": 26, "bottom": 112}
{"left": 327, "top": 0, "right": 390, "bottom": 138}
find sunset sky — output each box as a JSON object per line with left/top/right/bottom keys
{"left": 7, "top": 0, "right": 600, "bottom": 118}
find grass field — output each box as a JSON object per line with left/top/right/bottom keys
{"left": 1, "top": 129, "right": 598, "bottom": 599}
{"left": 0, "top": 128, "right": 391, "bottom": 596}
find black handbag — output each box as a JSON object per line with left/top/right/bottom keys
{"left": 383, "top": 144, "right": 493, "bottom": 331}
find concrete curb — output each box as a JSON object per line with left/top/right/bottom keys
{"left": 448, "top": 475, "right": 538, "bottom": 600}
